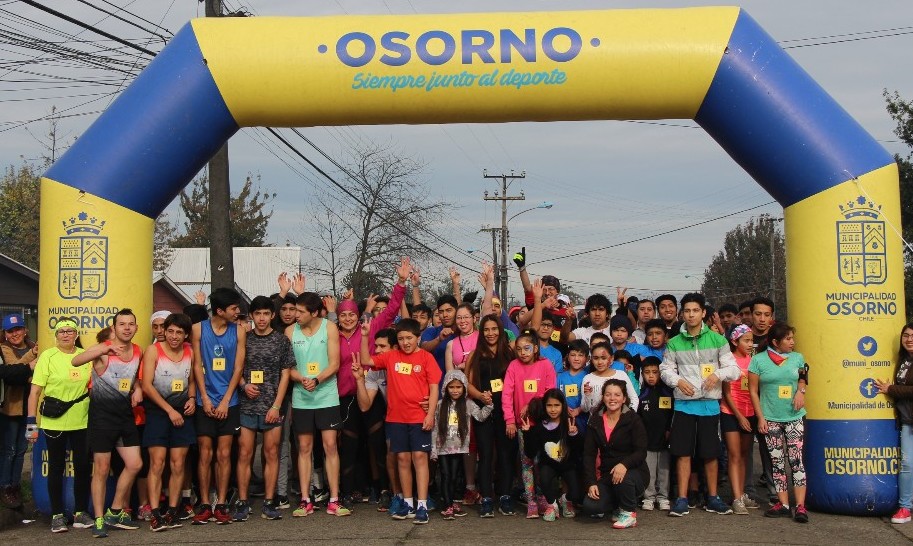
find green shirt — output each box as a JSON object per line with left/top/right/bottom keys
{"left": 291, "top": 320, "right": 338, "bottom": 410}
{"left": 748, "top": 350, "right": 806, "bottom": 423}
{"left": 31, "top": 347, "right": 89, "bottom": 431}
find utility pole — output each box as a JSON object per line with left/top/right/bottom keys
{"left": 205, "top": 0, "right": 235, "bottom": 291}
{"left": 483, "top": 170, "right": 525, "bottom": 299}
{"left": 764, "top": 215, "right": 784, "bottom": 301}
{"left": 479, "top": 226, "right": 500, "bottom": 296}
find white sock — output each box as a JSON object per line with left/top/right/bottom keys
{"left": 405, "top": 497, "right": 414, "bottom": 508}
{"left": 417, "top": 499, "right": 427, "bottom": 510}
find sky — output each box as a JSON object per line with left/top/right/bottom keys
{"left": 2, "top": 0, "right": 911, "bottom": 303}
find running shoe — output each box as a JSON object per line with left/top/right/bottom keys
{"left": 326, "top": 500, "right": 352, "bottom": 516}
{"left": 231, "top": 500, "right": 251, "bottom": 522}
{"left": 705, "top": 495, "right": 733, "bottom": 515}
{"left": 765, "top": 502, "right": 791, "bottom": 518}
{"left": 891, "top": 507, "right": 912, "bottom": 524}
{"left": 413, "top": 506, "right": 429, "bottom": 524}
{"left": 137, "top": 504, "right": 153, "bottom": 521}
{"left": 542, "top": 503, "right": 558, "bottom": 522}
{"left": 461, "top": 488, "right": 481, "bottom": 506}
{"left": 293, "top": 500, "right": 314, "bottom": 517}
{"left": 669, "top": 497, "right": 690, "bottom": 517}
{"left": 149, "top": 511, "right": 167, "bottom": 532}
{"left": 212, "top": 504, "right": 232, "bottom": 525}
{"left": 51, "top": 513, "right": 68, "bottom": 533}
{"left": 261, "top": 500, "right": 282, "bottom": 520}
{"left": 192, "top": 505, "right": 213, "bottom": 525}
{"left": 377, "top": 490, "right": 392, "bottom": 512}
{"left": 559, "top": 495, "right": 576, "bottom": 518}
{"left": 441, "top": 505, "right": 455, "bottom": 520}
{"left": 498, "top": 495, "right": 514, "bottom": 516}
{"left": 612, "top": 510, "right": 637, "bottom": 529}
{"left": 91, "top": 517, "right": 108, "bottom": 538}
{"left": 72, "top": 511, "right": 94, "bottom": 529}
{"left": 479, "top": 497, "right": 494, "bottom": 518}
{"left": 793, "top": 504, "right": 809, "bottom": 523}
{"left": 105, "top": 508, "right": 139, "bottom": 530}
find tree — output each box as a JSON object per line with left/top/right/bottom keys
{"left": 885, "top": 90, "right": 913, "bottom": 316}
{"left": 305, "top": 196, "right": 353, "bottom": 297}
{"left": 303, "top": 144, "right": 451, "bottom": 297}
{"left": 701, "top": 215, "right": 787, "bottom": 320}
{"left": 153, "top": 212, "right": 176, "bottom": 271}
{"left": 171, "top": 173, "right": 276, "bottom": 248}
{"left": 0, "top": 164, "right": 41, "bottom": 270}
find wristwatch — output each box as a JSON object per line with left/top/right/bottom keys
{"left": 799, "top": 387, "right": 806, "bottom": 394}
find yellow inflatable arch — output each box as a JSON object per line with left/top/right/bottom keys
{"left": 38, "top": 8, "right": 902, "bottom": 514}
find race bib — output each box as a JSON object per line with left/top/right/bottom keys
{"left": 251, "top": 371, "right": 264, "bottom": 384}
{"left": 397, "top": 362, "right": 413, "bottom": 375}
{"left": 564, "top": 384, "right": 579, "bottom": 397}
{"left": 448, "top": 411, "right": 459, "bottom": 426}
{"left": 171, "top": 379, "right": 184, "bottom": 392}
{"left": 306, "top": 362, "right": 320, "bottom": 376}
{"left": 779, "top": 385, "right": 792, "bottom": 399}
{"left": 489, "top": 378, "right": 503, "bottom": 392}
{"left": 741, "top": 375, "right": 749, "bottom": 391}
{"left": 118, "top": 378, "right": 131, "bottom": 392}
{"left": 212, "top": 357, "right": 226, "bottom": 371}
{"left": 524, "top": 379, "right": 538, "bottom": 393}
{"left": 701, "top": 364, "right": 714, "bottom": 379}
{"left": 658, "top": 396, "right": 672, "bottom": 409}
{"left": 69, "top": 368, "right": 83, "bottom": 382}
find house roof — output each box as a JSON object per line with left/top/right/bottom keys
{"left": 164, "top": 247, "right": 302, "bottom": 303}
{"left": 0, "top": 252, "right": 39, "bottom": 282}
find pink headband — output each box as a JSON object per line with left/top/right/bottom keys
{"left": 337, "top": 300, "right": 359, "bottom": 315}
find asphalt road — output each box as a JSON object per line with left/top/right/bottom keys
{"left": 3, "top": 495, "right": 912, "bottom": 545}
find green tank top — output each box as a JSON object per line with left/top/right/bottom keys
{"left": 291, "top": 319, "right": 338, "bottom": 409}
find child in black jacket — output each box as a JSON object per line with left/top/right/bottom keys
{"left": 637, "top": 357, "right": 673, "bottom": 511}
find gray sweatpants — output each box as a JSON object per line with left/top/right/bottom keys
{"left": 643, "top": 449, "right": 670, "bottom": 502}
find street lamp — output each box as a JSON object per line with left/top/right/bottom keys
{"left": 508, "top": 201, "right": 554, "bottom": 223}
{"left": 501, "top": 201, "right": 555, "bottom": 299}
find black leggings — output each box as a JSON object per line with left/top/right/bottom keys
{"left": 475, "top": 409, "right": 516, "bottom": 499}
{"left": 581, "top": 473, "right": 645, "bottom": 514}
{"left": 45, "top": 428, "right": 90, "bottom": 515}
{"left": 364, "top": 395, "right": 388, "bottom": 491}
{"left": 538, "top": 463, "right": 581, "bottom": 505}
{"left": 438, "top": 454, "right": 462, "bottom": 506}
{"left": 338, "top": 395, "right": 361, "bottom": 496}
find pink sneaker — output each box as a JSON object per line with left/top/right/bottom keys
{"left": 891, "top": 507, "right": 911, "bottom": 524}
{"left": 526, "top": 502, "right": 539, "bottom": 519}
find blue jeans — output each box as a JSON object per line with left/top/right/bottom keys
{"left": 0, "top": 413, "right": 27, "bottom": 488}
{"left": 900, "top": 425, "right": 913, "bottom": 509}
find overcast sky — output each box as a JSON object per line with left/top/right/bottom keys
{"left": 2, "top": 0, "right": 911, "bottom": 302}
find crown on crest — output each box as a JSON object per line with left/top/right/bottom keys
{"left": 62, "top": 212, "right": 106, "bottom": 235}
{"left": 838, "top": 196, "right": 881, "bottom": 220}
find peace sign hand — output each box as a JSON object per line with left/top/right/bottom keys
{"left": 568, "top": 417, "right": 578, "bottom": 436}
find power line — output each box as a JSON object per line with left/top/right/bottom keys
{"left": 527, "top": 201, "right": 777, "bottom": 266}
{"left": 16, "top": 0, "right": 157, "bottom": 57}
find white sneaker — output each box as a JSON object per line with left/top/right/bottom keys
{"left": 657, "top": 499, "right": 671, "bottom": 511}
{"left": 640, "top": 499, "right": 654, "bottom": 511}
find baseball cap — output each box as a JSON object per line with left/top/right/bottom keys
{"left": 2, "top": 313, "right": 25, "bottom": 331}
{"left": 557, "top": 294, "right": 571, "bottom": 306}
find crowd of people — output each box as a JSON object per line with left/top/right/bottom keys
{"left": 1, "top": 249, "right": 912, "bottom": 536}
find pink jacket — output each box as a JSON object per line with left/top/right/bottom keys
{"left": 501, "top": 358, "right": 557, "bottom": 425}
{"left": 337, "top": 282, "right": 405, "bottom": 397}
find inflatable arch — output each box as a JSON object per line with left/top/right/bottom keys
{"left": 38, "top": 7, "right": 902, "bottom": 515}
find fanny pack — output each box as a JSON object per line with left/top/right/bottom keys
{"left": 39, "top": 392, "right": 89, "bottom": 418}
